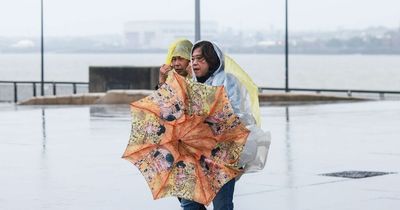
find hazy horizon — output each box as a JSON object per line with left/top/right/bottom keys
{"left": 0, "top": 25, "right": 397, "bottom": 39}
{"left": 0, "top": 0, "right": 400, "bottom": 37}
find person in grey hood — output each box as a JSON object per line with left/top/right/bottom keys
{"left": 179, "top": 40, "right": 238, "bottom": 210}
{"left": 180, "top": 40, "right": 271, "bottom": 210}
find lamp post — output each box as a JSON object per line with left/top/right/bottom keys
{"left": 285, "top": 0, "right": 289, "bottom": 92}
{"left": 195, "top": 0, "right": 201, "bottom": 41}
{"left": 40, "top": 0, "right": 45, "bottom": 96}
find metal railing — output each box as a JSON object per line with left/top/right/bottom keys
{"left": 0, "top": 81, "right": 89, "bottom": 103}
{"left": 259, "top": 87, "right": 400, "bottom": 99}
{"left": 2, "top": 81, "right": 399, "bottom": 103}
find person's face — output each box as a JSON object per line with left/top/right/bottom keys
{"left": 171, "top": 56, "right": 190, "bottom": 77}
{"left": 191, "top": 47, "right": 209, "bottom": 78}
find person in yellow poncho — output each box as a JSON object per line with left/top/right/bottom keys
{"left": 158, "top": 39, "right": 208, "bottom": 210}
{"left": 157, "top": 39, "right": 193, "bottom": 88}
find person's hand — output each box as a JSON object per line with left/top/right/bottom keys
{"left": 159, "top": 64, "right": 172, "bottom": 84}
{"left": 185, "top": 63, "right": 193, "bottom": 78}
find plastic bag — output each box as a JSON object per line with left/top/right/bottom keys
{"left": 239, "top": 125, "right": 271, "bottom": 173}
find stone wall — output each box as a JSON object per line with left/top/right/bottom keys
{"left": 89, "top": 66, "right": 159, "bottom": 92}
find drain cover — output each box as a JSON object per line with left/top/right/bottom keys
{"left": 320, "top": 171, "right": 394, "bottom": 179}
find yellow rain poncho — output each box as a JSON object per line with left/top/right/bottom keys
{"left": 165, "top": 39, "right": 193, "bottom": 65}
{"left": 224, "top": 55, "right": 261, "bottom": 127}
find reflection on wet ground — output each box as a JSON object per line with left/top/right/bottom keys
{"left": 1, "top": 101, "right": 399, "bottom": 210}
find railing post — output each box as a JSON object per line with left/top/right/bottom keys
{"left": 347, "top": 90, "right": 352, "bottom": 97}
{"left": 13, "top": 82, "right": 18, "bottom": 103}
{"left": 53, "top": 82, "right": 56, "bottom": 95}
{"left": 379, "top": 92, "right": 384, "bottom": 100}
{"left": 33, "top": 82, "right": 37, "bottom": 97}
{"left": 73, "top": 83, "right": 77, "bottom": 94}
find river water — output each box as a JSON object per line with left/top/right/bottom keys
{"left": 1, "top": 53, "right": 400, "bottom": 91}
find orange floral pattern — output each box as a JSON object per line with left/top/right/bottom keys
{"left": 122, "top": 72, "right": 249, "bottom": 205}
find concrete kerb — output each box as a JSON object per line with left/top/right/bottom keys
{"left": 95, "top": 90, "right": 154, "bottom": 104}
{"left": 18, "top": 90, "right": 369, "bottom": 106}
{"left": 18, "top": 93, "right": 106, "bottom": 105}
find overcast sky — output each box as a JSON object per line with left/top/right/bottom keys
{"left": 0, "top": 0, "right": 399, "bottom": 37}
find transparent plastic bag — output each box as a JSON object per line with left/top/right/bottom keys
{"left": 239, "top": 125, "right": 271, "bottom": 173}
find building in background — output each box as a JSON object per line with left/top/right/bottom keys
{"left": 123, "top": 20, "right": 218, "bottom": 49}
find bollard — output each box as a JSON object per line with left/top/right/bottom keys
{"left": 53, "top": 82, "right": 56, "bottom": 95}
{"left": 73, "top": 83, "right": 77, "bottom": 94}
{"left": 13, "top": 82, "right": 18, "bottom": 103}
{"left": 33, "top": 82, "right": 37, "bottom": 97}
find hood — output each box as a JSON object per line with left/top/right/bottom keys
{"left": 165, "top": 39, "right": 193, "bottom": 65}
{"left": 190, "top": 40, "right": 226, "bottom": 81}
{"left": 209, "top": 41, "right": 225, "bottom": 76}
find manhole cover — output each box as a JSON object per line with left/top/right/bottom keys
{"left": 320, "top": 171, "right": 394, "bottom": 179}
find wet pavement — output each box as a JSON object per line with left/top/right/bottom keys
{"left": 1, "top": 101, "right": 399, "bottom": 210}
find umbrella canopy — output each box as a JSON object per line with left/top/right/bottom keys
{"left": 122, "top": 72, "right": 249, "bottom": 205}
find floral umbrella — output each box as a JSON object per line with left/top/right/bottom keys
{"left": 122, "top": 72, "right": 249, "bottom": 205}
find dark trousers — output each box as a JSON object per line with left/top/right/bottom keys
{"left": 179, "top": 178, "right": 235, "bottom": 210}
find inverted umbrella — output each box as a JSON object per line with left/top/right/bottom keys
{"left": 122, "top": 72, "right": 249, "bottom": 205}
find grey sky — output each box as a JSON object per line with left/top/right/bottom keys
{"left": 0, "top": 0, "right": 399, "bottom": 36}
